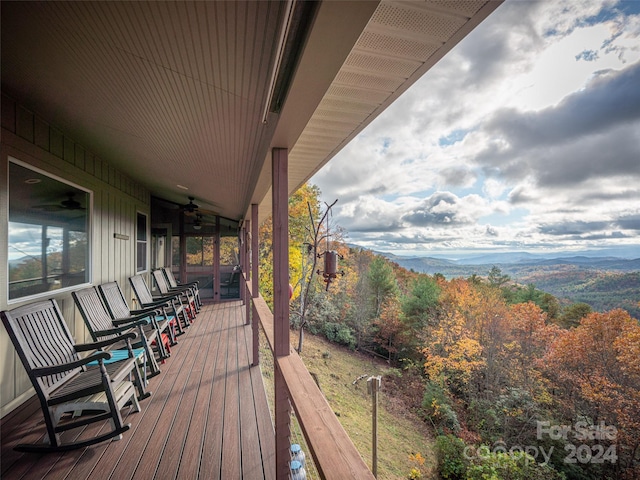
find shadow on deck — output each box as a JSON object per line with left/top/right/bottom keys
{"left": 0, "top": 301, "right": 275, "bottom": 480}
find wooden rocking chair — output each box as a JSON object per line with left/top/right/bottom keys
{"left": 151, "top": 269, "right": 197, "bottom": 321}
{"left": 72, "top": 286, "right": 162, "bottom": 379}
{"left": 98, "top": 281, "right": 176, "bottom": 354}
{"left": 1, "top": 299, "right": 145, "bottom": 452}
{"left": 129, "top": 274, "right": 190, "bottom": 334}
{"left": 161, "top": 267, "right": 202, "bottom": 311}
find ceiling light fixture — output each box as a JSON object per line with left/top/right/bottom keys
{"left": 193, "top": 214, "right": 203, "bottom": 230}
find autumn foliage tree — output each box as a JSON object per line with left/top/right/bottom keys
{"left": 544, "top": 309, "right": 640, "bottom": 478}
{"left": 422, "top": 279, "right": 485, "bottom": 397}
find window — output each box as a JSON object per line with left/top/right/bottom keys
{"left": 186, "top": 236, "right": 214, "bottom": 266}
{"left": 8, "top": 160, "right": 90, "bottom": 301}
{"left": 136, "top": 212, "right": 148, "bottom": 272}
{"left": 219, "top": 236, "right": 239, "bottom": 266}
{"left": 172, "top": 235, "right": 180, "bottom": 266}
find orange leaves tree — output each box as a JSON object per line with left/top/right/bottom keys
{"left": 508, "top": 302, "right": 560, "bottom": 395}
{"left": 544, "top": 309, "right": 640, "bottom": 477}
{"left": 422, "top": 279, "right": 486, "bottom": 397}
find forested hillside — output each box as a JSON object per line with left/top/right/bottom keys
{"left": 383, "top": 255, "right": 640, "bottom": 318}
{"left": 259, "top": 184, "right": 640, "bottom": 480}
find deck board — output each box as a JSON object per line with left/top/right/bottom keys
{"left": 222, "top": 304, "right": 242, "bottom": 479}
{"left": 0, "top": 301, "right": 275, "bottom": 480}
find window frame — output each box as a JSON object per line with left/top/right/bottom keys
{"left": 7, "top": 157, "right": 93, "bottom": 304}
{"left": 136, "top": 211, "right": 149, "bottom": 273}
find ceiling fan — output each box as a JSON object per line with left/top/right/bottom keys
{"left": 181, "top": 196, "right": 199, "bottom": 214}
{"left": 181, "top": 196, "right": 218, "bottom": 216}
{"left": 34, "top": 192, "right": 85, "bottom": 211}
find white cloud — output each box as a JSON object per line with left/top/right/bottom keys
{"left": 312, "top": 0, "right": 640, "bottom": 256}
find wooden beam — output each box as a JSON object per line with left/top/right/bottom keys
{"left": 272, "top": 148, "right": 289, "bottom": 358}
{"left": 214, "top": 216, "right": 221, "bottom": 302}
{"left": 240, "top": 224, "right": 246, "bottom": 305}
{"left": 243, "top": 224, "right": 250, "bottom": 324}
{"left": 251, "top": 204, "right": 259, "bottom": 366}
{"left": 251, "top": 204, "right": 259, "bottom": 298}
{"left": 272, "top": 147, "right": 290, "bottom": 480}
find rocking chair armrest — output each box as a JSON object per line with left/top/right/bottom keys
{"left": 92, "top": 325, "right": 136, "bottom": 337}
{"left": 111, "top": 314, "right": 150, "bottom": 327}
{"left": 75, "top": 332, "right": 137, "bottom": 351}
{"left": 142, "top": 297, "right": 175, "bottom": 308}
{"left": 130, "top": 306, "right": 162, "bottom": 315}
{"left": 152, "top": 292, "right": 180, "bottom": 300}
{"left": 31, "top": 351, "right": 111, "bottom": 376}
{"left": 168, "top": 291, "right": 190, "bottom": 301}
{"left": 166, "top": 286, "right": 191, "bottom": 294}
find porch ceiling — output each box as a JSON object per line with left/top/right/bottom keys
{"left": 1, "top": 0, "right": 501, "bottom": 224}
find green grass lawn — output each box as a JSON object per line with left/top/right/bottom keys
{"left": 260, "top": 330, "right": 436, "bottom": 480}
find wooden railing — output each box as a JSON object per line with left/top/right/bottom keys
{"left": 245, "top": 279, "right": 375, "bottom": 480}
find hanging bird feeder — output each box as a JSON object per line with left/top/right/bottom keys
{"left": 317, "top": 250, "right": 345, "bottom": 290}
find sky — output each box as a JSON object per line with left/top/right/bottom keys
{"left": 311, "top": 0, "right": 640, "bottom": 259}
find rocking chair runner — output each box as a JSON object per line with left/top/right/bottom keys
{"left": 1, "top": 299, "right": 145, "bottom": 452}
{"left": 128, "top": 274, "right": 191, "bottom": 333}
{"left": 98, "top": 281, "right": 176, "bottom": 354}
{"left": 72, "top": 286, "right": 162, "bottom": 379}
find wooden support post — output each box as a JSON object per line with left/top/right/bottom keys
{"left": 251, "top": 301, "right": 259, "bottom": 367}
{"left": 272, "top": 148, "right": 289, "bottom": 358}
{"left": 251, "top": 205, "right": 259, "bottom": 366}
{"left": 240, "top": 224, "right": 246, "bottom": 305}
{"left": 368, "top": 376, "right": 382, "bottom": 478}
{"left": 273, "top": 148, "right": 290, "bottom": 480}
{"left": 214, "top": 216, "right": 221, "bottom": 302}
{"left": 251, "top": 204, "right": 259, "bottom": 298}
{"left": 244, "top": 223, "right": 250, "bottom": 323}
{"left": 241, "top": 223, "right": 249, "bottom": 306}
{"left": 179, "top": 208, "right": 187, "bottom": 284}
{"left": 244, "top": 224, "right": 251, "bottom": 324}
{"left": 275, "top": 365, "right": 291, "bottom": 480}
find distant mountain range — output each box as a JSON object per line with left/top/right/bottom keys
{"left": 377, "top": 250, "right": 640, "bottom": 277}
{"left": 371, "top": 248, "right": 640, "bottom": 318}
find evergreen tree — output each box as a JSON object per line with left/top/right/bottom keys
{"left": 368, "top": 256, "right": 398, "bottom": 318}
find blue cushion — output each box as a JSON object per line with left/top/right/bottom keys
{"left": 88, "top": 348, "right": 146, "bottom": 365}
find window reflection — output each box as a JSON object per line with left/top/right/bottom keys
{"left": 8, "top": 161, "right": 90, "bottom": 300}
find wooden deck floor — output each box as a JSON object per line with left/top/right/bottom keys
{"left": 0, "top": 301, "right": 276, "bottom": 480}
